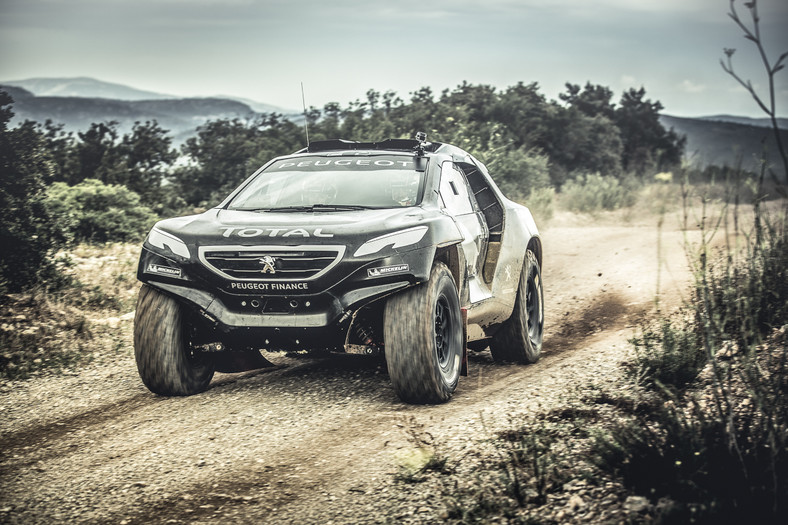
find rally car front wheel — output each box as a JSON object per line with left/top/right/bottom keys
{"left": 134, "top": 284, "right": 215, "bottom": 396}
{"left": 384, "top": 262, "right": 463, "bottom": 404}
{"left": 490, "top": 249, "right": 544, "bottom": 363}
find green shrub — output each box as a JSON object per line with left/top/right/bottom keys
{"left": 700, "top": 216, "right": 788, "bottom": 349}
{"left": 629, "top": 314, "right": 707, "bottom": 391}
{"left": 594, "top": 339, "right": 788, "bottom": 524}
{"left": 524, "top": 186, "right": 555, "bottom": 222}
{"left": 488, "top": 148, "right": 552, "bottom": 201}
{"left": 560, "top": 172, "right": 637, "bottom": 213}
{"left": 443, "top": 413, "right": 578, "bottom": 523}
{"left": 45, "top": 179, "right": 158, "bottom": 244}
{"left": 0, "top": 94, "right": 70, "bottom": 293}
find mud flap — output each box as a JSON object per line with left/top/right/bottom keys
{"left": 213, "top": 349, "right": 275, "bottom": 373}
{"left": 461, "top": 307, "right": 469, "bottom": 376}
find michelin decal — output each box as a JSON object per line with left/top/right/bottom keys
{"left": 367, "top": 264, "right": 409, "bottom": 277}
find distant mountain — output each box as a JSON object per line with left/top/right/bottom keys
{"left": 0, "top": 78, "right": 301, "bottom": 144}
{"left": 1, "top": 77, "right": 175, "bottom": 101}
{"left": 697, "top": 114, "right": 788, "bottom": 130}
{"left": 0, "top": 77, "right": 297, "bottom": 142}
{"left": 1, "top": 85, "right": 35, "bottom": 102}
{"left": 661, "top": 114, "right": 788, "bottom": 172}
{"left": 0, "top": 90, "right": 257, "bottom": 143}
{"left": 217, "top": 95, "right": 297, "bottom": 116}
{"left": 2, "top": 77, "right": 296, "bottom": 114}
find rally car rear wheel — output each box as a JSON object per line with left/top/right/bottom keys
{"left": 490, "top": 249, "right": 543, "bottom": 363}
{"left": 384, "top": 262, "right": 463, "bottom": 404}
{"left": 134, "top": 284, "right": 215, "bottom": 396}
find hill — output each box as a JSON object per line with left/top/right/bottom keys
{"left": 0, "top": 77, "right": 298, "bottom": 143}
{"left": 2, "top": 77, "right": 294, "bottom": 115}
{"left": 698, "top": 114, "right": 788, "bottom": 130}
{"left": 1, "top": 76, "right": 174, "bottom": 101}
{"left": 661, "top": 114, "right": 788, "bottom": 172}
{"left": 0, "top": 88, "right": 259, "bottom": 143}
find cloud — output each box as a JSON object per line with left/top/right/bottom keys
{"left": 679, "top": 80, "right": 707, "bottom": 93}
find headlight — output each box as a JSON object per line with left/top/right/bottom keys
{"left": 147, "top": 228, "right": 191, "bottom": 259}
{"left": 353, "top": 226, "right": 428, "bottom": 257}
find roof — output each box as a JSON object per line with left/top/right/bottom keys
{"left": 302, "top": 138, "right": 443, "bottom": 154}
{"left": 293, "top": 138, "right": 479, "bottom": 168}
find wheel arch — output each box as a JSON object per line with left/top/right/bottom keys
{"left": 433, "top": 244, "right": 464, "bottom": 300}
{"left": 527, "top": 235, "right": 543, "bottom": 270}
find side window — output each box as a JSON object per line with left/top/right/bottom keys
{"left": 439, "top": 162, "right": 475, "bottom": 215}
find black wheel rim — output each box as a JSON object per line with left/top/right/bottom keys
{"left": 525, "top": 268, "right": 543, "bottom": 342}
{"left": 434, "top": 293, "right": 454, "bottom": 370}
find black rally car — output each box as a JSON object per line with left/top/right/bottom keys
{"left": 134, "top": 135, "right": 543, "bottom": 403}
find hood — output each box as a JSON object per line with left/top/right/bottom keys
{"left": 154, "top": 206, "right": 437, "bottom": 248}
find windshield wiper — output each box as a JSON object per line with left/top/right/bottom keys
{"left": 261, "top": 204, "right": 379, "bottom": 212}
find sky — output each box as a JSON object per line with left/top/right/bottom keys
{"left": 1, "top": 0, "right": 787, "bottom": 118}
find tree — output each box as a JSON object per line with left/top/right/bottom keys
{"left": 116, "top": 120, "right": 178, "bottom": 205}
{"left": 492, "top": 82, "right": 550, "bottom": 149}
{"left": 175, "top": 118, "right": 260, "bottom": 206}
{"left": 0, "top": 91, "right": 69, "bottom": 292}
{"left": 174, "top": 115, "right": 304, "bottom": 207}
{"left": 614, "top": 87, "right": 684, "bottom": 174}
{"left": 37, "top": 120, "right": 76, "bottom": 183}
{"left": 560, "top": 82, "right": 616, "bottom": 120}
{"left": 60, "top": 120, "right": 179, "bottom": 209}
{"left": 439, "top": 83, "right": 499, "bottom": 150}
{"left": 72, "top": 121, "right": 122, "bottom": 185}
{"left": 543, "top": 105, "right": 623, "bottom": 185}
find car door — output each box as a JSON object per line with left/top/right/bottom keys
{"left": 438, "top": 162, "right": 490, "bottom": 303}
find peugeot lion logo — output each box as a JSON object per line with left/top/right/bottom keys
{"left": 258, "top": 255, "right": 277, "bottom": 274}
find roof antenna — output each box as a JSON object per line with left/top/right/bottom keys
{"left": 301, "top": 82, "right": 310, "bottom": 146}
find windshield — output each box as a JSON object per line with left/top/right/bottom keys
{"left": 228, "top": 155, "right": 426, "bottom": 211}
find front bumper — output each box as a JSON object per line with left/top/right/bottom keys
{"left": 149, "top": 279, "right": 409, "bottom": 329}
{"left": 137, "top": 244, "right": 434, "bottom": 348}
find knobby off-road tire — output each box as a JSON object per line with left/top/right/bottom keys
{"left": 134, "top": 284, "right": 215, "bottom": 396}
{"left": 490, "top": 249, "right": 544, "bottom": 363}
{"left": 384, "top": 262, "right": 463, "bottom": 404}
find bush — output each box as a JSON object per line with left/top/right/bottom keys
{"left": 700, "top": 214, "right": 788, "bottom": 349}
{"left": 45, "top": 179, "right": 158, "bottom": 244}
{"left": 441, "top": 411, "right": 586, "bottom": 523}
{"left": 629, "top": 314, "right": 707, "bottom": 391}
{"left": 0, "top": 93, "right": 70, "bottom": 293}
{"left": 524, "top": 187, "right": 555, "bottom": 222}
{"left": 594, "top": 336, "right": 788, "bottom": 524}
{"left": 560, "top": 172, "right": 637, "bottom": 214}
{"left": 488, "top": 148, "right": 552, "bottom": 201}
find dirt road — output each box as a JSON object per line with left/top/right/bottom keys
{"left": 0, "top": 211, "right": 704, "bottom": 523}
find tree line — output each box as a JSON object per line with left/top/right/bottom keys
{"left": 1, "top": 81, "right": 684, "bottom": 292}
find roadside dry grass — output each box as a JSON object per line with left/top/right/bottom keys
{"left": 0, "top": 243, "right": 139, "bottom": 379}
